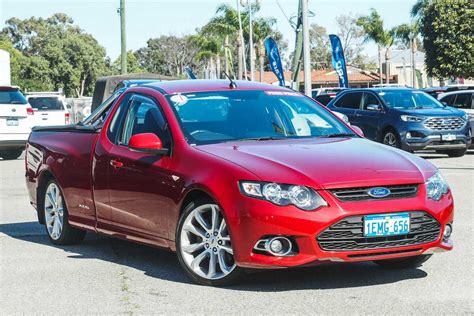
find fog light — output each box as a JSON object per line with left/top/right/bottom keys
{"left": 443, "top": 224, "right": 452, "bottom": 239}
{"left": 269, "top": 239, "right": 283, "bottom": 253}
{"left": 406, "top": 132, "right": 412, "bottom": 139}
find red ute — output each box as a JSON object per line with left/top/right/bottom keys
{"left": 25, "top": 80, "right": 453, "bottom": 286}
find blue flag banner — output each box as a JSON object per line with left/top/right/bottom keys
{"left": 329, "top": 34, "right": 349, "bottom": 88}
{"left": 264, "top": 37, "right": 285, "bottom": 86}
{"left": 185, "top": 67, "right": 197, "bottom": 80}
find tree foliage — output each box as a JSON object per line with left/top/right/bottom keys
{"left": 416, "top": 0, "right": 473, "bottom": 79}
{"left": 1, "top": 13, "right": 109, "bottom": 96}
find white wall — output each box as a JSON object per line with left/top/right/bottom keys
{"left": 0, "top": 49, "right": 11, "bottom": 85}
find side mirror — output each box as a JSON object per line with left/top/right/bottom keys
{"left": 366, "top": 104, "right": 382, "bottom": 111}
{"left": 128, "top": 133, "right": 169, "bottom": 155}
{"left": 351, "top": 125, "right": 364, "bottom": 137}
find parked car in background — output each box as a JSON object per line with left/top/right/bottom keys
{"left": 0, "top": 86, "right": 35, "bottom": 160}
{"left": 26, "top": 80, "right": 453, "bottom": 286}
{"left": 327, "top": 88, "right": 471, "bottom": 157}
{"left": 438, "top": 90, "right": 474, "bottom": 148}
{"left": 311, "top": 87, "right": 345, "bottom": 98}
{"left": 26, "top": 92, "right": 71, "bottom": 126}
{"left": 422, "top": 85, "right": 474, "bottom": 98}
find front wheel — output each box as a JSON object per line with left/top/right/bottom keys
{"left": 176, "top": 199, "right": 244, "bottom": 286}
{"left": 43, "top": 180, "right": 86, "bottom": 245}
{"left": 436, "top": 148, "right": 467, "bottom": 157}
{"left": 374, "top": 254, "right": 432, "bottom": 269}
{"left": 382, "top": 130, "right": 401, "bottom": 149}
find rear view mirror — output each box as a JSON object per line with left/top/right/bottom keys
{"left": 366, "top": 104, "right": 382, "bottom": 111}
{"left": 129, "top": 133, "right": 169, "bottom": 155}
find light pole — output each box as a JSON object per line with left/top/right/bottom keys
{"left": 241, "top": 0, "right": 259, "bottom": 81}
{"left": 119, "top": 0, "right": 127, "bottom": 74}
{"left": 302, "top": 0, "right": 311, "bottom": 96}
{"left": 409, "top": 32, "right": 416, "bottom": 88}
{"left": 236, "top": 0, "right": 248, "bottom": 80}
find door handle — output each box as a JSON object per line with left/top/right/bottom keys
{"left": 110, "top": 159, "right": 123, "bottom": 169}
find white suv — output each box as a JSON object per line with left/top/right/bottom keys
{"left": 26, "top": 93, "right": 71, "bottom": 126}
{"left": 0, "top": 86, "right": 35, "bottom": 160}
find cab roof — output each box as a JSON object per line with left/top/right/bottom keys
{"left": 142, "top": 79, "right": 291, "bottom": 95}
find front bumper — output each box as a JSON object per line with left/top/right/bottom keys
{"left": 398, "top": 120, "right": 471, "bottom": 151}
{"left": 225, "top": 187, "right": 454, "bottom": 269}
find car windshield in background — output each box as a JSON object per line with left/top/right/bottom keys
{"left": 0, "top": 88, "right": 27, "bottom": 104}
{"left": 377, "top": 90, "right": 444, "bottom": 109}
{"left": 28, "top": 97, "right": 64, "bottom": 111}
{"left": 167, "top": 90, "right": 355, "bottom": 145}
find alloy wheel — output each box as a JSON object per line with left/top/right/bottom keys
{"left": 44, "top": 182, "right": 64, "bottom": 240}
{"left": 383, "top": 132, "right": 398, "bottom": 147}
{"left": 179, "top": 204, "right": 236, "bottom": 280}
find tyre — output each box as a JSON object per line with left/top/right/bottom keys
{"left": 436, "top": 148, "right": 467, "bottom": 157}
{"left": 176, "top": 198, "right": 244, "bottom": 286}
{"left": 0, "top": 149, "right": 23, "bottom": 160}
{"left": 382, "top": 129, "right": 401, "bottom": 149}
{"left": 43, "top": 179, "right": 86, "bottom": 245}
{"left": 374, "top": 254, "right": 432, "bottom": 269}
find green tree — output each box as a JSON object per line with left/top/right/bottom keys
{"left": 1, "top": 13, "right": 109, "bottom": 96}
{"left": 0, "top": 38, "right": 53, "bottom": 91}
{"left": 112, "top": 51, "right": 143, "bottom": 75}
{"left": 201, "top": 3, "right": 285, "bottom": 78}
{"left": 414, "top": 0, "right": 473, "bottom": 80}
{"left": 357, "top": 9, "right": 395, "bottom": 83}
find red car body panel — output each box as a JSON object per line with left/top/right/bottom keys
{"left": 25, "top": 80, "right": 453, "bottom": 269}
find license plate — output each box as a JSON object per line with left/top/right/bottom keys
{"left": 441, "top": 134, "right": 456, "bottom": 141}
{"left": 364, "top": 213, "right": 410, "bottom": 237}
{"left": 6, "top": 118, "right": 19, "bottom": 126}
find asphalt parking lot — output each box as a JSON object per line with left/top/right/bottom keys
{"left": 1, "top": 151, "right": 473, "bottom": 314}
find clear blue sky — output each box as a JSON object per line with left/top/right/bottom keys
{"left": 0, "top": 0, "right": 417, "bottom": 61}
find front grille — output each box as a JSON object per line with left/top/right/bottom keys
{"left": 424, "top": 117, "right": 466, "bottom": 131}
{"left": 317, "top": 211, "right": 441, "bottom": 251}
{"left": 330, "top": 184, "right": 418, "bottom": 202}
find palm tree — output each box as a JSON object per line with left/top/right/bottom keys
{"left": 201, "top": 3, "right": 278, "bottom": 80}
{"left": 357, "top": 9, "right": 394, "bottom": 84}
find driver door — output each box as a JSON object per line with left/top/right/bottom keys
{"left": 107, "top": 94, "right": 176, "bottom": 239}
{"left": 356, "top": 92, "right": 385, "bottom": 141}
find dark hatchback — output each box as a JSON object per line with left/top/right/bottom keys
{"left": 327, "top": 88, "right": 471, "bottom": 157}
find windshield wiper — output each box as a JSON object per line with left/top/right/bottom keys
{"left": 235, "top": 136, "right": 286, "bottom": 142}
{"left": 321, "top": 133, "right": 356, "bottom": 138}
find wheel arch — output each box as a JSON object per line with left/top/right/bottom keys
{"left": 380, "top": 125, "right": 399, "bottom": 142}
{"left": 36, "top": 169, "right": 56, "bottom": 224}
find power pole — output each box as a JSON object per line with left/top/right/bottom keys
{"left": 119, "top": 0, "right": 127, "bottom": 74}
{"left": 302, "top": 0, "right": 311, "bottom": 96}
{"left": 236, "top": 0, "right": 247, "bottom": 80}
{"left": 248, "top": 1, "right": 255, "bottom": 81}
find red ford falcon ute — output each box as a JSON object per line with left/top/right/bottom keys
{"left": 25, "top": 80, "right": 453, "bottom": 286}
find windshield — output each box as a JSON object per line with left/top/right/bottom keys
{"left": 28, "top": 96, "right": 64, "bottom": 111}
{"left": 167, "top": 90, "right": 355, "bottom": 145}
{"left": 0, "top": 88, "right": 27, "bottom": 105}
{"left": 377, "top": 90, "right": 444, "bottom": 109}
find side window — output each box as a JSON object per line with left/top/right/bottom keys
{"left": 120, "top": 96, "right": 170, "bottom": 148}
{"left": 107, "top": 93, "right": 132, "bottom": 143}
{"left": 362, "top": 93, "right": 381, "bottom": 110}
{"left": 334, "top": 92, "right": 362, "bottom": 109}
{"left": 440, "top": 94, "right": 455, "bottom": 106}
{"left": 452, "top": 93, "right": 471, "bottom": 109}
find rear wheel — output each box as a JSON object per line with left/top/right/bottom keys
{"left": 176, "top": 199, "right": 244, "bottom": 286}
{"left": 374, "top": 254, "right": 432, "bottom": 269}
{"left": 0, "top": 149, "right": 23, "bottom": 160}
{"left": 382, "top": 129, "right": 401, "bottom": 149}
{"left": 436, "top": 148, "right": 467, "bottom": 157}
{"left": 43, "top": 180, "right": 85, "bottom": 245}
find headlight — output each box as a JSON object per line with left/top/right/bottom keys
{"left": 462, "top": 113, "right": 470, "bottom": 121}
{"left": 401, "top": 115, "right": 425, "bottom": 122}
{"left": 425, "top": 171, "right": 449, "bottom": 201}
{"left": 239, "top": 181, "right": 327, "bottom": 211}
